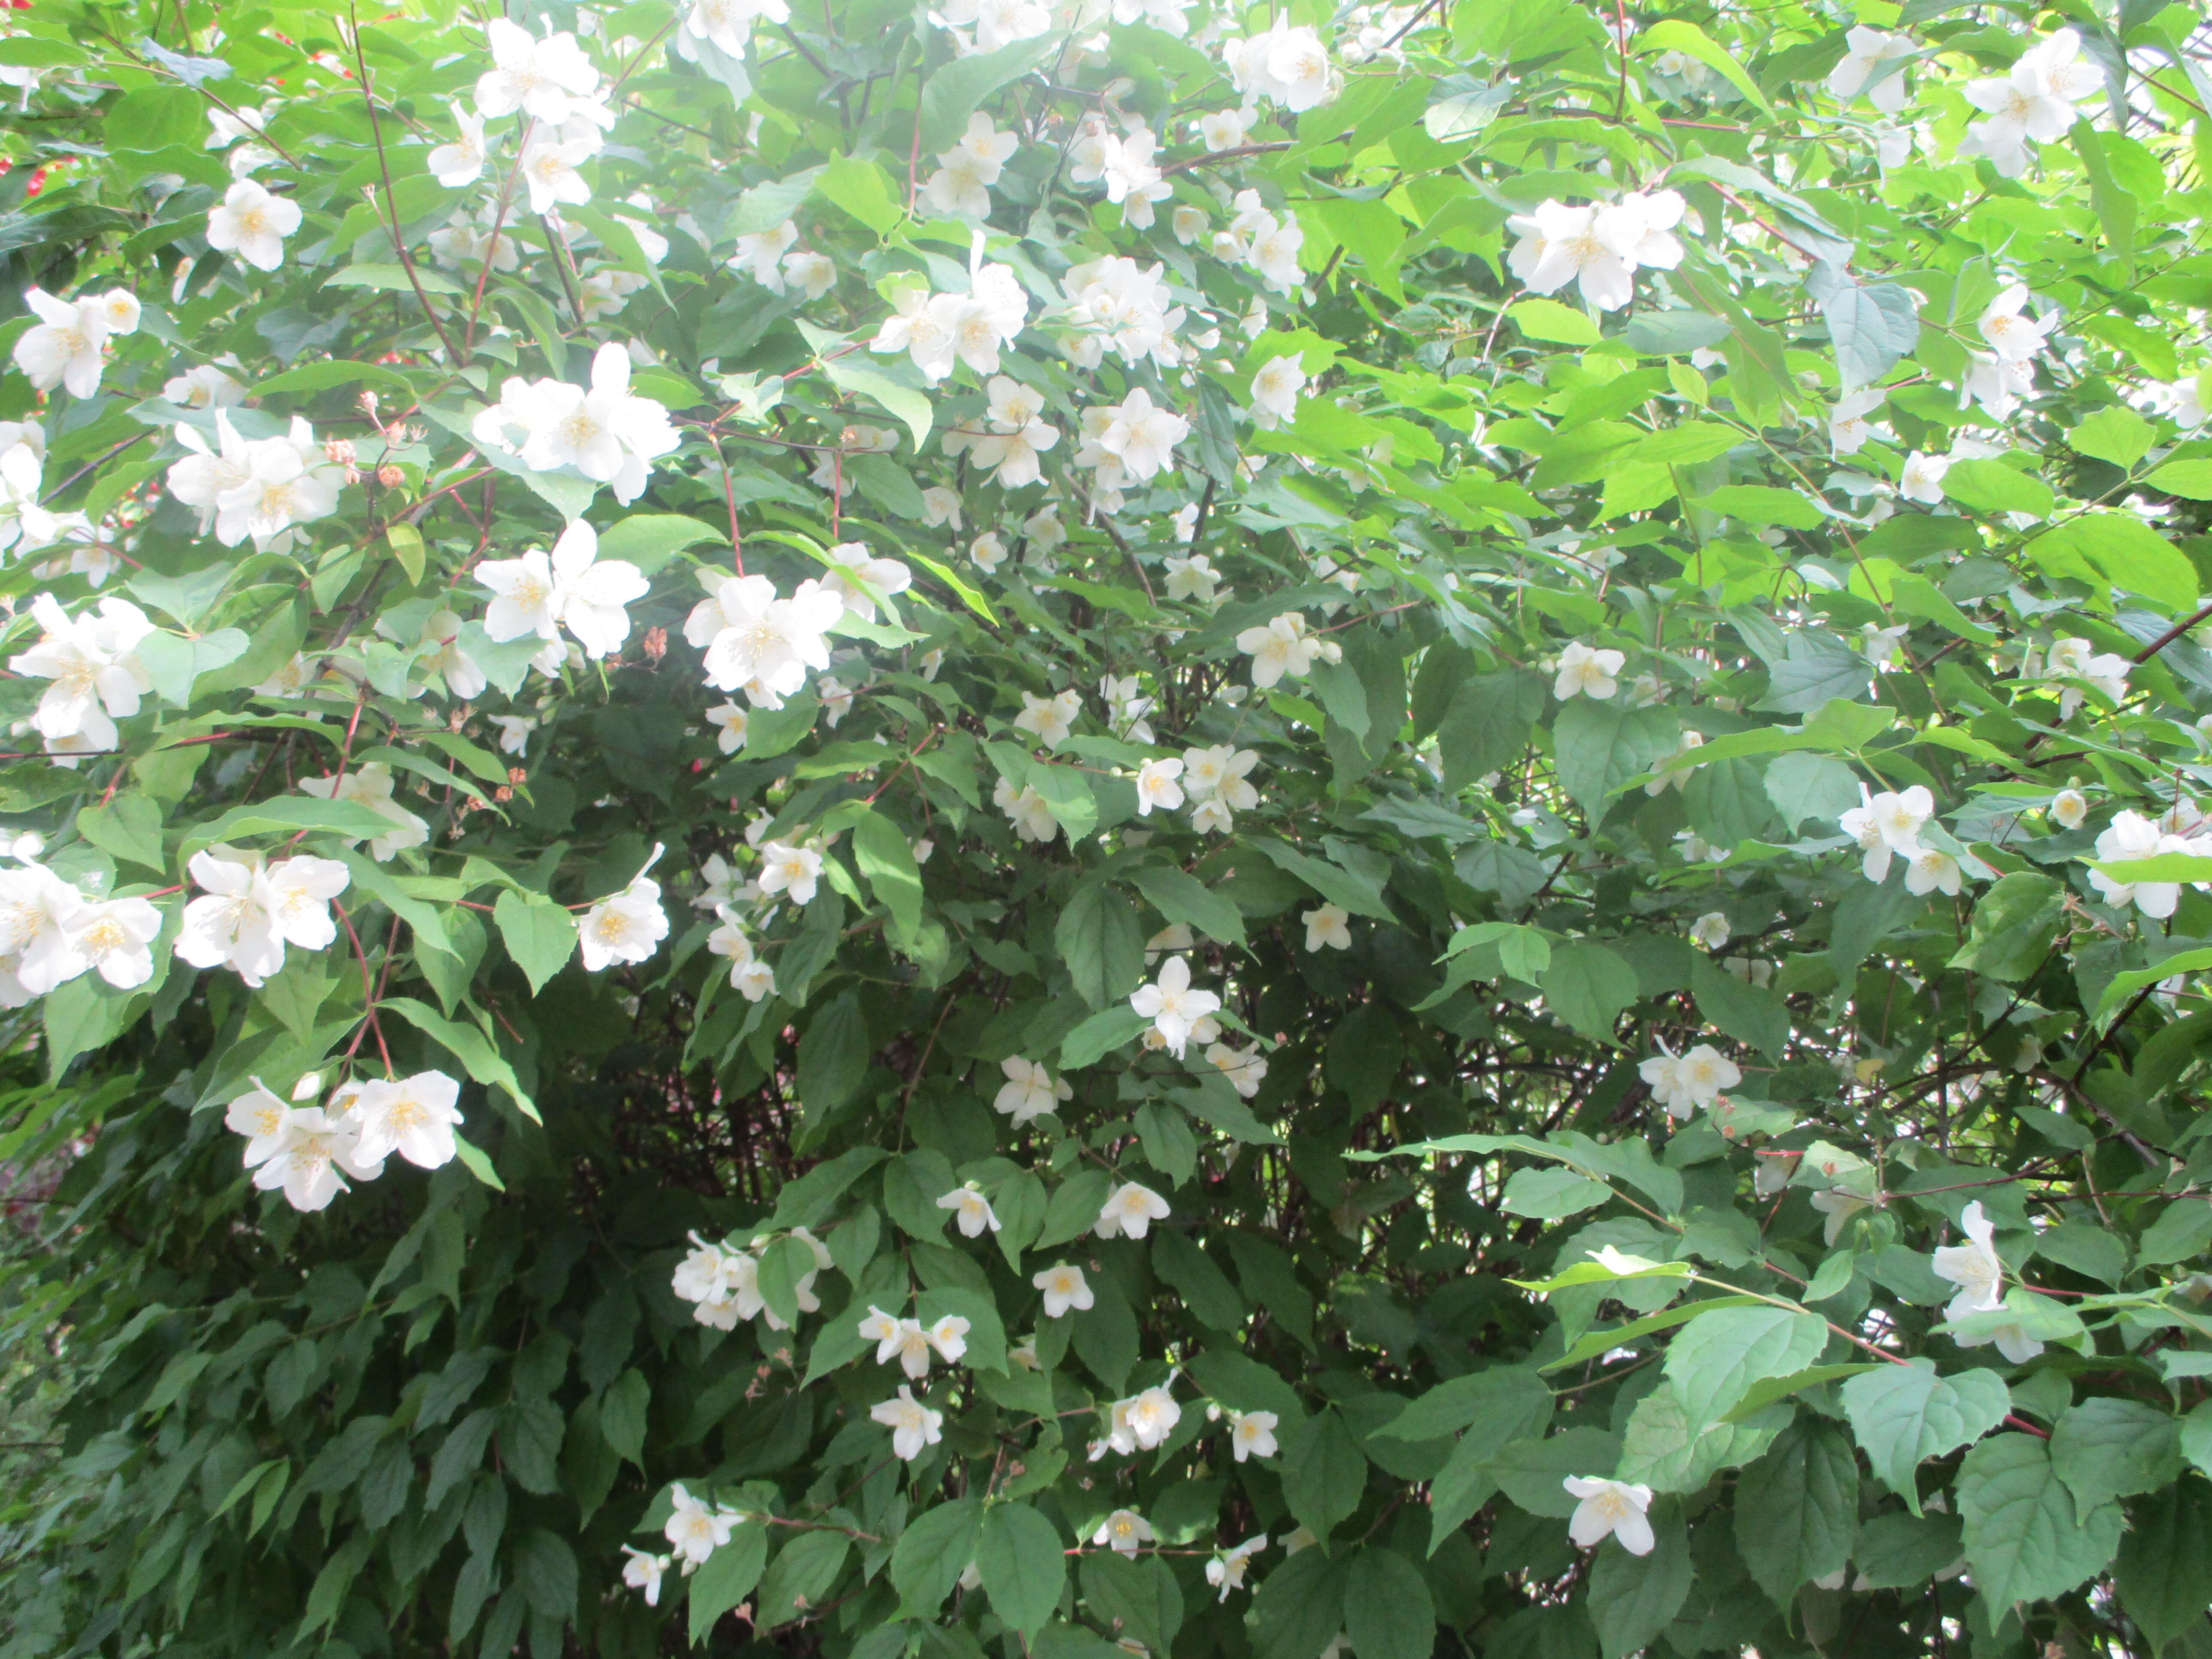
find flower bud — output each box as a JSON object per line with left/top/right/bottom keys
{"left": 376, "top": 463, "right": 404, "bottom": 488}
{"left": 642, "top": 625, "right": 668, "bottom": 664}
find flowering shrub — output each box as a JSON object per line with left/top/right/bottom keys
{"left": 3, "top": 0, "right": 2212, "bottom": 1657}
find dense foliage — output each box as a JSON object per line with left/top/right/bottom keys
{"left": 4, "top": 0, "right": 2212, "bottom": 1656}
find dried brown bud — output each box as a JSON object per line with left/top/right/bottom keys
{"left": 376, "top": 463, "right": 404, "bottom": 489}
{"left": 323, "top": 438, "right": 357, "bottom": 467}
{"left": 492, "top": 784, "right": 513, "bottom": 802}
{"left": 641, "top": 625, "right": 668, "bottom": 664}
{"left": 507, "top": 767, "right": 527, "bottom": 785}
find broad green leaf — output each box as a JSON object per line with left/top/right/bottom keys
{"left": 1957, "top": 1433, "right": 2125, "bottom": 1612}
{"left": 1281, "top": 1409, "right": 1367, "bottom": 1540}
{"left": 1054, "top": 881, "right": 1145, "bottom": 1009}
{"left": 492, "top": 890, "right": 577, "bottom": 994}
{"left": 1732, "top": 1421, "right": 1858, "bottom": 1604}
{"left": 1841, "top": 1360, "right": 2012, "bottom": 1513}
{"left": 689, "top": 1522, "right": 768, "bottom": 1642}
{"left": 1663, "top": 1306, "right": 1827, "bottom": 1427}
{"left": 1588, "top": 1503, "right": 1693, "bottom": 1658}
{"left": 1343, "top": 1548, "right": 1436, "bottom": 1659}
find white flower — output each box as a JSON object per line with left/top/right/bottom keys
{"left": 349, "top": 1070, "right": 464, "bottom": 1170}
{"left": 692, "top": 573, "right": 843, "bottom": 707}
{"left": 1134, "top": 757, "right": 1185, "bottom": 816}
{"left": 994, "top": 778, "right": 1060, "bottom": 843}
{"left": 1564, "top": 1477, "right": 1656, "bottom": 1555}
{"left": 1129, "top": 956, "right": 1221, "bottom": 1057}
{"left": 1198, "top": 107, "right": 1256, "bottom": 151}
{"left": 920, "top": 486, "right": 963, "bottom": 529}
{"left": 755, "top": 841, "right": 823, "bottom": 907}
{"left": 476, "top": 520, "right": 647, "bottom": 661}
{"left": 971, "top": 375, "right": 1060, "bottom": 489}
{"left": 938, "top": 1184, "right": 1001, "bottom": 1238}
{"left": 9, "top": 593, "right": 154, "bottom": 748}
{"left": 782, "top": 248, "right": 835, "bottom": 300}
{"left": 204, "top": 419, "right": 345, "bottom": 553}
{"left": 427, "top": 105, "right": 490, "bottom": 186}
{"left": 1638, "top": 1041, "right": 1740, "bottom": 1119}
{"left": 1958, "top": 30, "right": 2096, "bottom": 178}
{"left": 1237, "top": 612, "right": 1321, "bottom": 689}
{"left": 579, "top": 874, "right": 668, "bottom": 970}
{"left": 1224, "top": 21, "right": 1337, "bottom": 111}
{"left": 620, "top": 1547, "right": 669, "bottom": 1607}
{"left": 2087, "top": 809, "right": 2194, "bottom": 918}
{"left": 1302, "top": 904, "right": 1351, "bottom": 952}
{"left": 1095, "top": 1180, "right": 1170, "bottom": 1240}
{"left": 205, "top": 179, "right": 302, "bottom": 271}
{"left": 1229, "top": 1409, "right": 1278, "bottom": 1461}
{"left": 252, "top": 1107, "right": 383, "bottom": 1211}
{"left": 474, "top": 18, "right": 600, "bottom": 124}
{"left": 664, "top": 1483, "right": 735, "bottom": 1565}
{"left": 1506, "top": 193, "right": 1684, "bottom": 313}
{"left": 1905, "top": 847, "right": 1963, "bottom": 897}
{"left": 1932, "top": 1200, "right": 2007, "bottom": 1319}
{"left": 1249, "top": 354, "right": 1307, "bottom": 430}
{"left": 1689, "top": 911, "right": 1729, "bottom": 951}
{"left": 2050, "top": 789, "right": 2088, "bottom": 830}
{"left": 12, "top": 288, "right": 115, "bottom": 398}
{"left": 472, "top": 343, "right": 680, "bottom": 506}
{"left": 1554, "top": 641, "right": 1624, "bottom": 700}
{"left": 1091, "top": 388, "right": 1189, "bottom": 481}
{"left": 298, "top": 762, "right": 429, "bottom": 863}
{"left": 54, "top": 893, "right": 162, "bottom": 990}
{"left": 1207, "top": 1534, "right": 1269, "bottom": 1601}
{"left": 729, "top": 220, "right": 799, "bottom": 292}
{"left": 1093, "top": 1509, "right": 1154, "bottom": 1555}
{"left": 225, "top": 1079, "right": 299, "bottom": 1168}
{"left": 1811, "top": 1188, "right": 1872, "bottom": 1245}
{"left": 1825, "top": 26, "right": 1915, "bottom": 112}
{"left": 1120, "top": 1385, "right": 1180, "bottom": 1449}
{"left": 1013, "top": 689, "right": 1081, "bottom": 750}
{"left": 994, "top": 1055, "right": 1071, "bottom": 1125}
{"left": 519, "top": 134, "right": 595, "bottom": 215}
{"left": 488, "top": 714, "right": 535, "bottom": 756}
{"left": 969, "top": 531, "right": 1008, "bottom": 573}
{"left": 1205, "top": 1041, "right": 1268, "bottom": 1099}
{"left": 678, "top": 0, "right": 790, "bottom": 62}
{"left": 872, "top": 1385, "right": 944, "bottom": 1461}
{"left": 1032, "top": 1263, "right": 1093, "bottom": 1317}
{"left": 1164, "top": 553, "right": 1221, "bottom": 604}
{"left": 1829, "top": 389, "right": 1888, "bottom": 455}
{"left": 820, "top": 541, "right": 914, "bottom": 623}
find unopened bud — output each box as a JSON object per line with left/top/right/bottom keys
{"left": 507, "top": 767, "right": 527, "bottom": 785}
{"left": 359, "top": 389, "right": 379, "bottom": 414}
{"left": 342, "top": 465, "right": 362, "bottom": 485}
{"left": 324, "top": 438, "right": 357, "bottom": 466}
{"left": 493, "top": 784, "right": 514, "bottom": 802}
{"left": 642, "top": 625, "right": 667, "bottom": 664}
{"left": 376, "top": 463, "right": 404, "bottom": 489}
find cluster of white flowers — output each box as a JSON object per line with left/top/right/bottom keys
{"left": 1236, "top": 610, "right": 1338, "bottom": 688}
{"left": 859, "top": 1305, "right": 971, "bottom": 1378}
{"left": 1838, "top": 784, "right": 1969, "bottom": 897}
{"left": 945, "top": 376, "right": 1060, "bottom": 489}
{"left": 1507, "top": 190, "right": 1686, "bottom": 313}
{"left": 1221, "top": 21, "right": 1337, "bottom": 112}
{"left": 726, "top": 218, "right": 836, "bottom": 301}
{"left": 1958, "top": 28, "right": 2101, "bottom": 177}
{"left": 1059, "top": 256, "right": 1193, "bottom": 370}
{"left": 1932, "top": 1200, "right": 2045, "bottom": 1362}
{"left": 2087, "top": 808, "right": 2209, "bottom": 920}
{"left": 12, "top": 285, "right": 139, "bottom": 398}
{"left": 8, "top": 593, "right": 155, "bottom": 764}
{"left": 423, "top": 20, "right": 617, "bottom": 219}
{"left": 672, "top": 1226, "right": 832, "bottom": 1331}
{"left": 685, "top": 566, "right": 843, "bottom": 709}
{"left": 1075, "top": 388, "right": 1189, "bottom": 507}
{"left": 870, "top": 250, "right": 1030, "bottom": 385}
{"left": 922, "top": 113, "right": 1020, "bottom": 218}
{"left": 225, "top": 1069, "right": 462, "bottom": 1212}
{"left": 1069, "top": 114, "right": 1173, "bottom": 228}
{"left": 1182, "top": 742, "right": 1260, "bottom": 834}
{"left": 1093, "top": 1383, "right": 1180, "bottom": 1458}
{"left": 1219, "top": 190, "right": 1306, "bottom": 295}
{"left": 704, "top": 905, "right": 778, "bottom": 1000}
{"left": 175, "top": 846, "right": 349, "bottom": 986}
{"left": 472, "top": 343, "right": 679, "bottom": 507}
{"left": 166, "top": 412, "right": 347, "bottom": 554}
{"left": 1129, "top": 957, "right": 1220, "bottom": 1057}
{"left": 0, "top": 861, "right": 161, "bottom": 1004}
{"left": 1639, "top": 1040, "right": 1742, "bottom": 1119}
{"left": 2027, "top": 633, "right": 2130, "bottom": 721}
{"left": 478, "top": 519, "right": 647, "bottom": 668}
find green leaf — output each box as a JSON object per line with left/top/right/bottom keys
{"left": 2032, "top": 512, "right": 2198, "bottom": 612}
{"left": 598, "top": 1369, "right": 650, "bottom": 1468}
{"left": 853, "top": 808, "right": 924, "bottom": 941}
{"left": 1501, "top": 1166, "right": 1613, "bottom": 1220}
{"left": 689, "top": 1521, "right": 768, "bottom": 1642}
{"left": 1663, "top": 1306, "right": 1827, "bottom": 1427}
{"left": 1128, "top": 863, "right": 1247, "bottom": 949}
{"left": 1588, "top": 1504, "right": 1693, "bottom": 1659}
{"left": 2069, "top": 406, "right": 2156, "bottom": 468}
{"left": 1437, "top": 672, "right": 1545, "bottom": 792}
{"left": 1055, "top": 881, "right": 1146, "bottom": 1009}
{"left": 492, "top": 890, "right": 577, "bottom": 995}
{"left": 76, "top": 794, "right": 165, "bottom": 875}
{"left": 1816, "top": 276, "right": 1921, "bottom": 391}
{"left": 1281, "top": 1409, "right": 1367, "bottom": 1540}
{"left": 137, "top": 629, "right": 250, "bottom": 708}
{"left": 1248, "top": 1543, "right": 1351, "bottom": 1659}
{"left": 1732, "top": 1421, "right": 1858, "bottom": 1604}
{"left": 2116, "top": 1475, "right": 2212, "bottom": 1655}
{"left": 2144, "top": 459, "right": 2212, "bottom": 499}
{"left": 1384, "top": 1365, "right": 1554, "bottom": 1444}
{"left": 823, "top": 354, "right": 933, "bottom": 453}
{"left": 1841, "top": 1360, "right": 2012, "bottom": 1513}
{"left": 1617, "top": 1381, "right": 1789, "bottom": 1494}
{"left": 592, "top": 513, "right": 723, "bottom": 571}
{"left": 814, "top": 155, "right": 905, "bottom": 235}
{"left": 1509, "top": 298, "right": 1600, "bottom": 346}
{"left": 1537, "top": 942, "right": 1639, "bottom": 1043}
{"left": 1552, "top": 701, "right": 1678, "bottom": 821}
{"left": 1343, "top": 1548, "right": 1436, "bottom": 1659}
{"left": 1633, "top": 19, "right": 1773, "bottom": 113}
{"left": 1689, "top": 955, "right": 1790, "bottom": 1059}
{"left": 2048, "top": 1397, "right": 2182, "bottom": 1513}
{"left": 513, "top": 1528, "right": 578, "bottom": 1620}
{"left": 978, "top": 1502, "right": 1067, "bottom": 1638}
{"left": 756, "top": 1529, "right": 851, "bottom": 1627}
{"left": 185, "top": 796, "right": 401, "bottom": 854}
{"left": 1957, "top": 1432, "right": 2125, "bottom": 1612}
{"left": 891, "top": 1495, "right": 983, "bottom": 1616}
{"left": 1948, "top": 872, "right": 2063, "bottom": 982}
{"left": 918, "top": 33, "right": 1060, "bottom": 153}
{"left": 1080, "top": 1552, "right": 1183, "bottom": 1654}
{"left": 1943, "top": 458, "right": 2056, "bottom": 520}
{"left": 797, "top": 992, "right": 872, "bottom": 1124}
{"left": 1027, "top": 764, "right": 1098, "bottom": 842}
